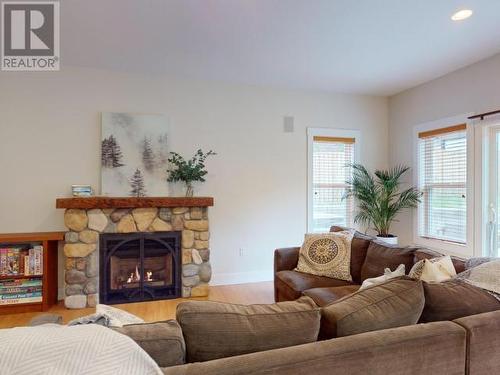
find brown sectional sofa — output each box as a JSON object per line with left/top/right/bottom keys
{"left": 128, "top": 229, "right": 500, "bottom": 374}
{"left": 100, "top": 226, "right": 500, "bottom": 374}
{"left": 274, "top": 226, "right": 467, "bottom": 306}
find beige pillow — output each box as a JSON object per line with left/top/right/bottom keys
{"left": 295, "top": 231, "right": 354, "bottom": 281}
{"left": 320, "top": 277, "right": 424, "bottom": 339}
{"left": 409, "top": 255, "right": 456, "bottom": 282}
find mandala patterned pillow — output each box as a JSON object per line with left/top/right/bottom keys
{"left": 295, "top": 231, "right": 354, "bottom": 281}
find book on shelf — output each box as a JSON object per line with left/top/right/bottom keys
{"left": 0, "top": 296, "right": 42, "bottom": 305}
{"left": 0, "top": 278, "right": 43, "bottom": 305}
{"left": 0, "top": 245, "right": 43, "bottom": 276}
{"left": 0, "top": 286, "right": 42, "bottom": 294}
{"left": 0, "top": 278, "right": 42, "bottom": 287}
{"left": 0, "top": 291, "right": 42, "bottom": 300}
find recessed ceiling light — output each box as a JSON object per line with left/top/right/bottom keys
{"left": 451, "top": 9, "right": 473, "bottom": 21}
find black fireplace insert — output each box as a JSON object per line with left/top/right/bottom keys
{"left": 99, "top": 231, "right": 181, "bottom": 305}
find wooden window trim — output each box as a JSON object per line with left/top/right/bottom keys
{"left": 418, "top": 124, "right": 466, "bottom": 139}
{"left": 313, "top": 136, "right": 355, "bottom": 144}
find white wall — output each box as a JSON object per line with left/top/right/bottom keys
{"left": 0, "top": 67, "right": 388, "bottom": 284}
{"left": 389, "top": 52, "right": 500, "bottom": 245}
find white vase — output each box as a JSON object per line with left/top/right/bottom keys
{"left": 376, "top": 235, "right": 398, "bottom": 245}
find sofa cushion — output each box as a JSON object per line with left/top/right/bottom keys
{"left": 114, "top": 320, "right": 185, "bottom": 368}
{"left": 303, "top": 285, "right": 360, "bottom": 307}
{"left": 360, "top": 242, "right": 416, "bottom": 281}
{"left": 295, "top": 231, "right": 354, "bottom": 281}
{"left": 275, "top": 270, "right": 355, "bottom": 300}
{"left": 320, "top": 277, "right": 424, "bottom": 339}
{"left": 330, "top": 226, "right": 372, "bottom": 284}
{"left": 176, "top": 296, "right": 320, "bottom": 362}
{"left": 419, "top": 279, "right": 500, "bottom": 323}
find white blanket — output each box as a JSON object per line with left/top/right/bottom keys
{"left": 457, "top": 259, "right": 500, "bottom": 299}
{"left": 0, "top": 324, "right": 162, "bottom": 375}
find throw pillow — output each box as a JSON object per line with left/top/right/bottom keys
{"left": 409, "top": 255, "right": 456, "bottom": 282}
{"left": 319, "top": 277, "right": 424, "bottom": 339}
{"left": 176, "top": 296, "right": 320, "bottom": 362}
{"left": 295, "top": 231, "right": 354, "bottom": 281}
{"left": 359, "top": 264, "right": 405, "bottom": 290}
{"left": 419, "top": 279, "right": 500, "bottom": 323}
{"left": 360, "top": 241, "right": 416, "bottom": 281}
{"left": 330, "top": 226, "right": 372, "bottom": 284}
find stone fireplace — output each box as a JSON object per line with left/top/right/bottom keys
{"left": 56, "top": 197, "right": 214, "bottom": 309}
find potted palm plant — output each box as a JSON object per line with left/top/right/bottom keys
{"left": 343, "top": 164, "right": 422, "bottom": 245}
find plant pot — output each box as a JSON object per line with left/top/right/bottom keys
{"left": 376, "top": 235, "right": 398, "bottom": 245}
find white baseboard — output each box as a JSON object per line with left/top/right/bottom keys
{"left": 210, "top": 270, "right": 273, "bottom": 286}
{"left": 57, "top": 271, "right": 273, "bottom": 299}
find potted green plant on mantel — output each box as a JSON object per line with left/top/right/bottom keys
{"left": 167, "top": 149, "right": 216, "bottom": 197}
{"left": 343, "top": 164, "right": 422, "bottom": 245}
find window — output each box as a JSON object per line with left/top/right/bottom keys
{"left": 307, "top": 128, "right": 360, "bottom": 232}
{"left": 417, "top": 124, "right": 467, "bottom": 245}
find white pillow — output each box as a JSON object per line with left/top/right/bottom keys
{"left": 360, "top": 264, "right": 406, "bottom": 290}
{"left": 409, "top": 255, "right": 456, "bottom": 283}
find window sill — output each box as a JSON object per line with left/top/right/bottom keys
{"left": 413, "top": 236, "right": 472, "bottom": 258}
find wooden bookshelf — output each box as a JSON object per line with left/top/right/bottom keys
{"left": 0, "top": 232, "right": 64, "bottom": 315}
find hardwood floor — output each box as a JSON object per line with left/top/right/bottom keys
{"left": 0, "top": 281, "right": 274, "bottom": 329}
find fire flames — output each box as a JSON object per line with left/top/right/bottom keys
{"left": 126, "top": 265, "right": 153, "bottom": 283}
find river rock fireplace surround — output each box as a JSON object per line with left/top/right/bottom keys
{"left": 56, "top": 197, "right": 214, "bottom": 309}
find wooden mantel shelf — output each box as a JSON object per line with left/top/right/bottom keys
{"left": 56, "top": 197, "right": 214, "bottom": 209}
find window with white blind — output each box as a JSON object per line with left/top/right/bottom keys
{"left": 307, "top": 129, "right": 360, "bottom": 232}
{"left": 417, "top": 124, "right": 468, "bottom": 244}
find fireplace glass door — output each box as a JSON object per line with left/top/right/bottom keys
{"left": 100, "top": 232, "right": 181, "bottom": 304}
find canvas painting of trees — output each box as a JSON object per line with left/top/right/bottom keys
{"left": 101, "top": 112, "right": 169, "bottom": 196}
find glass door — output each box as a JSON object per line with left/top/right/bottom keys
{"left": 486, "top": 127, "right": 500, "bottom": 257}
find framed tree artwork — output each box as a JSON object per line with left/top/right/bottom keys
{"left": 101, "top": 113, "right": 169, "bottom": 197}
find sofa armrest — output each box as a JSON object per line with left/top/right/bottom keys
{"left": 113, "top": 320, "right": 185, "bottom": 368}
{"left": 454, "top": 310, "right": 500, "bottom": 374}
{"left": 274, "top": 247, "right": 300, "bottom": 273}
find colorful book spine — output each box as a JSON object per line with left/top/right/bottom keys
{"left": 0, "top": 286, "right": 42, "bottom": 294}
{"left": 33, "top": 246, "right": 43, "bottom": 275}
{"left": 0, "top": 291, "right": 42, "bottom": 300}
{"left": 29, "top": 248, "right": 34, "bottom": 275}
{"left": 24, "top": 255, "right": 30, "bottom": 275}
{"left": 0, "top": 279, "right": 42, "bottom": 287}
{"left": 0, "top": 296, "right": 42, "bottom": 305}
{"left": 6, "top": 248, "right": 20, "bottom": 275}
{"left": 0, "top": 249, "right": 7, "bottom": 274}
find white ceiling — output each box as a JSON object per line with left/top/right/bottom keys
{"left": 61, "top": 0, "right": 500, "bottom": 96}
